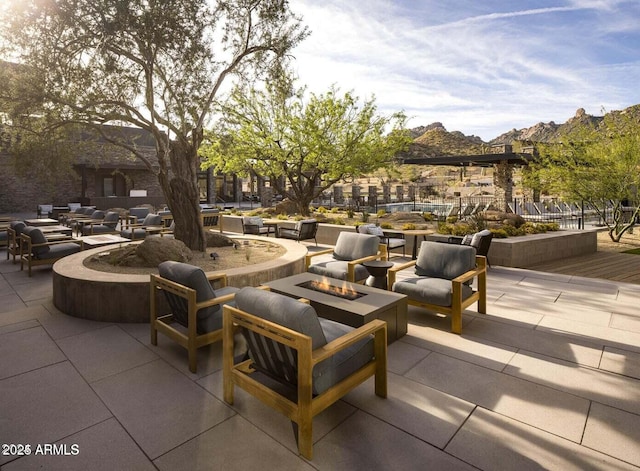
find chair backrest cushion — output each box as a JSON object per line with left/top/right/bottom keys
{"left": 243, "top": 216, "right": 263, "bottom": 228}
{"left": 333, "top": 232, "right": 379, "bottom": 261}
{"left": 142, "top": 213, "right": 162, "bottom": 226}
{"left": 298, "top": 219, "right": 317, "bottom": 238}
{"left": 22, "top": 226, "right": 50, "bottom": 257}
{"left": 103, "top": 211, "right": 120, "bottom": 227}
{"left": 358, "top": 224, "right": 384, "bottom": 237}
{"left": 415, "top": 241, "right": 476, "bottom": 280}
{"left": 10, "top": 221, "right": 26, "bottom": 235}
{"left": 158, "top": 261, "right": 221, "bottom": 330}
{"left": 90, "top": 210, "right": 105, "bottom": 220}
{"left": 471, "top": 229, "right": 492, "bottom": 248}
{"left": 235, "top": 287, "right": 327, "bottom": 350}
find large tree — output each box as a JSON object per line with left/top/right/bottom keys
{"left": 530, "top": 114, "right": 640, "bottom": 242}
{"left": 202, "top": 81, "right": 411, "bottom": 215}
{"left": 0, "top": 0, "right": 307, "bottom": 250}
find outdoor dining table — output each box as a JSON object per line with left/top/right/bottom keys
{"left": 24, "top": 218, "right": 59, "bottom": 226}
{"left": 401, "top": 229, "right": 435, "bottom": 259}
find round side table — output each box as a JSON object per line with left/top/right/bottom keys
{"left": 362, "top": 260, "right": 394, "bottom": 290}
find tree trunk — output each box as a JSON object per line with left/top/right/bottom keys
{"left": 157, "top": 138, "right": 206, "bottom": 252}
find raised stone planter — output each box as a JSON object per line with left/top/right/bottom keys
{"left": 487, "top": 229, "right": 597, "bottom": 268}
{"left": 52, "top": 235, "right": 307, "bottom": 323}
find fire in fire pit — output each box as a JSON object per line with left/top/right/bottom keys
{"left": 296, "top": 279, "right": 365, "bottom": 301}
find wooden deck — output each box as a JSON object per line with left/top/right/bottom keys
{"left": 527, "top": 251, "right": 640, "bottom": 284}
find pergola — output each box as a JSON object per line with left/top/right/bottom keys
{"left": 398, "top": 147, "right": 538, "bottom": 211}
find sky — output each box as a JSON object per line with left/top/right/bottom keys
{"left": 289, "top": 0, "right": 640, "bottom": 141}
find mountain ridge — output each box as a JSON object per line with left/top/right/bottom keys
{"left": 409, "top": 105, "right": 640, "bottom": 156}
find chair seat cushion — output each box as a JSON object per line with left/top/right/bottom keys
{"left": 197, "top": 286, "right": 240, "bottom": 333}
{"left": 121, "top": 228, "right": 147, "bottom": 239}
{"left": 314, "top": 318, "right": 374, "bottom": 395}
{"left": 386, "top": 237, "right": 406, "bottom": 249}
{"left": 393, "top": 277, "right": 474, "bottom": 307}
{"left": 38, "top": 243, "right": 81, "bottom": 260}
{"left": 82, "top": 224, "right": 113, "bottom": 235}
{"left": 278, "top": 228, "right": 298, "bottom": 239}
{"left": 308, "top": 260, "right": 370, "bottom": 282}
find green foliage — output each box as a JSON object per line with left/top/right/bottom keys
{"left": 346, "top": 208, "right": 355, "bottom": 218}
{"left": 330, "top": 207, "right": 340, "bottom": 213}
{"left": 376, "top": 209, "right": 387, "bottom": 217}
{"left": 422, "top": 212, "right": 434, "bottom": 222}
{"left": 317, "top": 206, "right": 328, "bottom": 214}
{"left": 490, "top": 228, "right": 509, "bottom": 238}
{"left": 380, "top": 222, "right": 393, "bottom": 229}
{"left": 201, "top": 79, "right": 411, "bottom": 216}
{"left": 276, "top": 213, "right": 289, "bottom": 220}
{"left": 402, "top": 223, "right": 416, "bottom": 230}
{"left": 446, "top": 216, "right": 458, "bottom": 224}
{"left": 361, "top": 211, "right": 370, "bottom": 223}
{"left": 531, "top": 116, "right": 640, "bottom": 241}
{"left": 0, "top": 0, "right": 308, "bottom": 251}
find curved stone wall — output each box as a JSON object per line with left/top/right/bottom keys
{"left": 52, "top": 235, "right": 307, "bottom": 323}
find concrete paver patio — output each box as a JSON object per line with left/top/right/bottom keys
{"left": 1, "top": 245, "right": 639, "bottom": 470}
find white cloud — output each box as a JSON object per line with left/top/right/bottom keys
{"left": 290, "top": 1, "right": 640, "bottom": 140}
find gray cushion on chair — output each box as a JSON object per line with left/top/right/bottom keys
{"left": 42, "top": 243, "right": 81, "bottom": 260}
{"left": 332, "top": 232, "right": 379, "bottom": 261}
{"left": 142, "top": 213, "right": 162, "bottom": 226}
{"left": 415, "top": 241, "right": 476, "bottom": 279}
{"left": 158, "top": 261, "right": 236, "bottom": 334}
{"left": 235, "top": 287, "right": 327, "bottom": 350}
{"left": 235, "top": 287, "right": 373, "bottom": 395}
{"left": 393, "top": 276, "right": 474, "bottom": 307}
{"left": 22, "top": 226, "right": 49, "bottom": 257}
{"left": 471, "top": 229, "right": 492, "bottom": 248}
{"left": 307, "top": 260, "right": 370, "bottom": 282}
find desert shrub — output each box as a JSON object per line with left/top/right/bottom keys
{"left": 293, "top": 215, "right": 304, "bottom": 221}
{"left": 501, "top": 224, "right": 523, "bottom": 236}
{"left": 380, "top": 222, "right": 393, "bottom": 229}
{"left": 361, "top": 211, "right": 370, "bottom": 223}
{"left": 422, "top": 212, "right": 434, "bottom": 221}
{"left": 330, "top": 207, "right": 340, "bottom": 213}
{"left": 501, "top": 213, "right": 526, "bottom": 228}
{"left": 468, "top": 212, "right": 487, "bottom": 231}
{"left": 331, "top": 218, "right": 345, "bottom": 225}
{"left": 377, "top": 209, "right": 386, "bottom": 217}
{"left": 451, "top": 223, "right": 473, "bottom": 236}
{"left": 446, "top": 216, "right": 458, "bottom": 224}
{"left": 276, "top": 213, "right": 289, "bottom": 220}
{"left": 490, "top": 228, "right": 509, "bottom": 238}
{"left": 402, "top": 223, "right": 416, "bottom": 230}
{"left": 346, "top": 208, "right": 355, "bottom": 218}
{"left": 317, "top": 206, "right": 328, "bottom": 213}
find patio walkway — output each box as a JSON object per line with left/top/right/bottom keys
{"left": 1, "top": 246, "right": 640, "bottom": 470}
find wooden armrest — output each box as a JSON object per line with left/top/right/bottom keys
{"left": 304, "top": 247, "right": 334, "bottom": 268}
{"left": 312, "top": 319, "right": 386, "bottom": 364}
{"left": 206, "top": 273, "right": 228, "bottom": 287}
{"left": 198, "top": 292, "right": 236, "bottom": 308}
{"left": 347, "top": 253, "right": 381, "bottom": 266}
{"left": 388, "top": 259, "right": 416, "bottom": 273}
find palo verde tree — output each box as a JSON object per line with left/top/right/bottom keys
{"left": 202, "top": 80, "right": 411, "bottom": 215}
{"left": 530, "top": 113, "right": 640, "bottom": 242}
{"left": 0, "top": 0, "right": 308, "bottom": 250}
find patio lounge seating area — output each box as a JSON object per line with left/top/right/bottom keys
{"left": 1, "top": 235, "right": 640, "bottom": 469}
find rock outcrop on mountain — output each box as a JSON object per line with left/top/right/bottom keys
{"left": 407, "top": 105, "right": 639, "bottom": 158}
